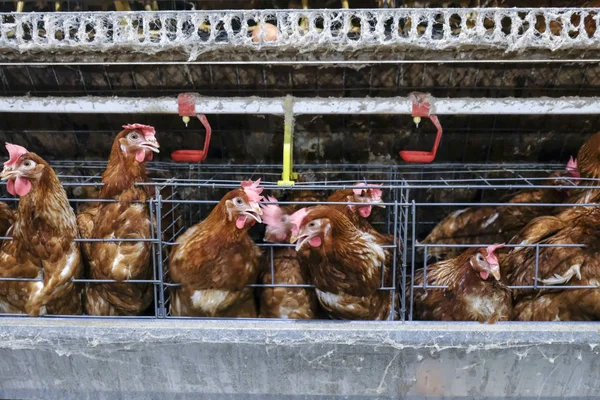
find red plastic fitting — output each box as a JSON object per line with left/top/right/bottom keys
{"left": 171, "top": 93, "right": 212, "bottom": 163}
{"left": 399, "top": 92, "right": 443, "bottom": 164}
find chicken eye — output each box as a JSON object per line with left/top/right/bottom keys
{"left": 476, "top": 254, "right": 484, "bottom": 262}
{"left": 308, "top": 221, "right": 317, "bottom": 228}
{"left": 128, "top": 132, "right": 140, "bottom": 141}
{"left": 23, "top": 160, "right": 34, "bottom": 169}
{"left": 234, "top": 197, "right": 244, "bottom": 206}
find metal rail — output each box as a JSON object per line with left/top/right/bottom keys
{"left": 1, "top": 95, "right": 600, "bottom": 115}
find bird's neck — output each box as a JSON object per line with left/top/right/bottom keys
{"left": 100, "top": 147, "right": 149, "bottom": 200}
{"left": 16, "top": 171, "right": 77, "bottom": 239}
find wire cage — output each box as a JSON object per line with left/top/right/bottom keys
{"left": 402, "top": 163, "right": 587, "bottom": 321}
{"left": 0, "top": 158, "right": 592, "bottom": 323}
{"left": 0, "top": 100, "right": 598, "bottom": 324}
{"left": 155, "top": 164, "right": 409, "bottom": 320}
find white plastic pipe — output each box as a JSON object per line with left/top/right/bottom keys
{"left": 1, "top": 96, "right": 600, "bottom": 115}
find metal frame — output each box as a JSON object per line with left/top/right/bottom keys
{"left": 2, "top": 95, "right": 600, "bottom": 115}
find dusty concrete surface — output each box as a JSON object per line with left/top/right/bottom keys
{"left": 0, "top": 318, "right": 599, "bottom": 399}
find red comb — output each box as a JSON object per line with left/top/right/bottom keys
{"left": 241, "top": 178, "right": 264, "bottom": 204}
{"left": 122, "top": 124, "right": 156, "bottom": 139}
{"left": 260, "top": 196, "right": 282, "bottom": 226}
{"left": 352, "top": 182, "right": 367, "bottom": 195}
{"left": 289, "top": 208, "right": 309, "bottom": 235}
{"left": 485, "top": 244, "right": 504, "bottom": 266}
{"left": 353, "top": 182, "right": 383, "bottom": 199}
{"left": 567, "top": 156, "right": 580, "bottom": 177}
{"left": 4, "top": 143, "right": 28, "bottom": 167}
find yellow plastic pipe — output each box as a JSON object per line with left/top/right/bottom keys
{"left": 278, "top": 96, "right": 298, "bottom": 186}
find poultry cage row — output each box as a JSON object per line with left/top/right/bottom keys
{"left": 3, "top": 1, "right": 600, "bottom": 399}
{"left": 0, "top": 157, "right": 585, "bottom": 321}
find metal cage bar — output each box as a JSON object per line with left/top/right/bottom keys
{"left": 1, "top": 95, "right": 600, "bottom": 115}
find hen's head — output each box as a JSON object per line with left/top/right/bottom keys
{"left": 289, "top": 206, "right": 353, "bottom": 251}
{"left": 261, "top": 196, "right": 294, "bottom": 243}
{"left": 1, "top": 143, "right": 47, "bottom": 197}
{"left": 469, "top": 244, "right": 504, "bottom": 281}
{"left": 549, "top": 156, "right": 581, "bottom": 192}
{"left": 116, "top": 124, "right": 160, "bottom": 163}
{"left": 349, "top": 183, "right": 384, "bottom": 218}
{"left": 223, "top": 179, "right": 264, "bottom": 230}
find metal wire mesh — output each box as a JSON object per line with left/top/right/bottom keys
{"left": 1, "top": 8, "right": 599, "bottom": 63}
{"left": 0, "top": 160, "right": 592, "bottom": 321}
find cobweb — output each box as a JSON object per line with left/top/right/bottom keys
{"left": 0, "top": 8, "right": 598, "bottom": 61}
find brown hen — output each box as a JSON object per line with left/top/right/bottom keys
{"left": 503, "top": 132, "right": 600, "bottom": 321}
{"left": 168, "top": 179, "right": 263, "bottom": 317}
{"left": 290, "top": 206, "right": 393, "bottom": 320}
{"left": 0, "top": 143, "right": 82, "bottom": 316}
{"left": 328, "top": 183, "right": 401, "bottom": 279}
{"left": 258, "top": 196, "right": 322, "bottom": 319}
{"left": 78, "top": 124, "right": 159, "bottom": 316}
{"left": 327, "top": 183, "right": 385, "bottom": 233}
{"left": 412, "top": 245, "right": 512, "bottom": 323}
{"left": 567, "top": 132, "right": 600, "bottom": 205}
{"left": 504, "top": 208, "right": 600, "bottom": 321}
{"left": 421, "top": 161, "right": 579, "bottom": 261}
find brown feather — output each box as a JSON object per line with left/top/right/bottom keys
{"left": 295, "top": 206, "right": 393, "bottom": 320}
{"left": 576, "top": 132, "right": 600, "bottom": 180}
{"left": 505, "top": 208, "right": 600, "bottom": 309}
{"left": 564, "top": 132, "right": 600, "bottom": 205}
{"left": 503, "top": 132, "right": 600, "bottom": 321}
{"left": 0, "top": 202, "right": 15, "bottom": 237}
{"left": 327, "top": 189, "right": 401, "bottom": 276}
{"left": 168, "top": 188, "right": 261, "bottom": 317}
{"left": 258, "top": 202, "right": 323, "bottom": 319}
{"left": 412, "top": 248, "right": 512, "bottom": 323}
{"left": 422, "top": 172, "right": 571, "bottom": 261}
{"left": 78, "top": 129, "right": 155, "bottom": 316}
{"left": 0, "top": 153, "right": 82, "bottom": 316}
{"left": 258, "top": 247, "right": 323, "bottom": 319}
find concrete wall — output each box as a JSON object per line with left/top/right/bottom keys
{"left": 0, "top": 318, "right": 598, "bottom": 399}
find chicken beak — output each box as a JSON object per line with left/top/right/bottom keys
{"left": 290, "top": 226, "right": 310, "bottom": 251}
{"left": 490, "top": 265, "right": 501, "bottom": 281}
{"left": 141, "top": 138, "right": 160, "bottom": 153}
{"left": 242, "top": 203, "right": 262, "bottom": 224}
{"left": 293, "top": 235, "right": 310, "bottom": 251}
{"left": 0, "top": 169, "right": 17, "bottom": 181}
{"left": 372, "top": 197, "right": 385, "bottom": 208}
{"left": 290, "top": 225, "right": 303, "bottom": 244}
{"left": 289, "top": 229, "right": 299, "bottom": 244}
